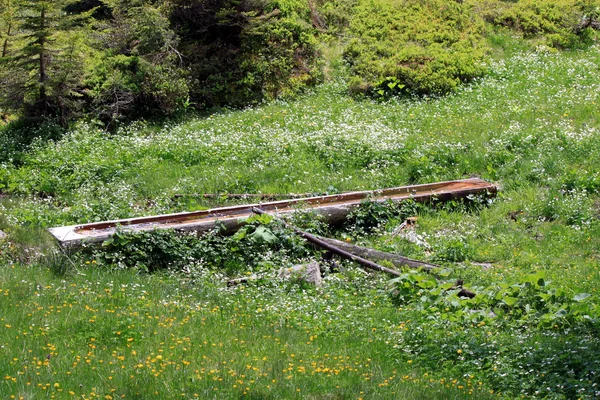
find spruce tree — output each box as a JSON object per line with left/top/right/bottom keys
{"left": 0, "top": 0, "right": 94, "bottom": 124}
{"left": 0, "top": 0, "right": 19, "bottom": 58}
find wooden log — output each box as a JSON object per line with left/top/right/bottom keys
{"left": 314, "top": 237, "right": 475, "bottom": 297}
{"left": 314, "top": 236, "right": 439, "bottom": 272}
{"left": 253, "top": 207, "right": 403, "bottom": 278}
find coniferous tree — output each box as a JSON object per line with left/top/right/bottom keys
{"left": 0, "top": 0, "right": 20, "bottom": 58}
{"left": 0, "top": 0, "right": 26, "bottom": 118}
{"left": 0, "top": 0, "right": 94, "bottom": 124}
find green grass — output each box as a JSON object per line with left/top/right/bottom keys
{"left": 1, "top": 33, "right": 600, "bottom": 399}
{"left": 0, "top": 264, "right": 496, "bottom": 399}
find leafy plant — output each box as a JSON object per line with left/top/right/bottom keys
{"left": 95, "top": 215, "right": 310, "bottom": 275}
{"left": 343, "top": 0, "right": 488, "bottom": 97}
{"left": 475, "top": 0, "right": 600, "bottom": 49}
{"left": 390, "top": 269, "right": 599, "bottom": 327}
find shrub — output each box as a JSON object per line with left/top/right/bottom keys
{"left": 86, "top": 54, "right": 189, "bottom": 124}
{"left": 86, "top": 3, "right": 190, "bottom": 125}
{"left": 343, "top": 0, "right": 488, "bottom": 97}
{"left": 316, "top": 0, "right": 358, "bottom": 33}
{"left": 95, "top": 214, "right": 310, "bottom": 274}
{"left": 474, "top": 0, "right": 600, "bottom": 48}
{"left": 168, "top": 0, "right": 322, "bottom": 108}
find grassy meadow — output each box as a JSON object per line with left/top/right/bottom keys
{"left": 1, "top": 34, "right": 600, "bottom": 399}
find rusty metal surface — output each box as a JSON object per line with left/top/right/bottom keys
{"left": 48, "top": 178, "right": 497, "bottom": 247}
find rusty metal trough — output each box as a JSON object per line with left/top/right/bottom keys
{"left": 48, "top": 178, "right": 497, "bottom": 247}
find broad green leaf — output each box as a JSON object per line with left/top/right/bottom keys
{"left": 555, "top": 309, "right": 568, "bottom": 318}
{"left": 232, "top": 229, "right": 247, "bottom": 241}
{"left": 439, "top": 268, "right": 453, "bottom": 277}
{"left": 250, "top": 226, "right": 277, "bottom": 243}
{"left": 503, "top": 297, "right": 518, "bottom": 306}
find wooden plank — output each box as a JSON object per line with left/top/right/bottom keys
{"left": 315, "top": 236, "right": 440, "bottom": 271}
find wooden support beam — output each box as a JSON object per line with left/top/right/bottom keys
{"left": 252, "top": 207, "right": 403, "bottom": 277}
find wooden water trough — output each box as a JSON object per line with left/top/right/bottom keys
{"left": 48, "top": 178, "right": 496, "bottom": 247}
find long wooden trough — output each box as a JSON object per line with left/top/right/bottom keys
{"left": 48, "top": 178, "right": 496, "bottom": 247}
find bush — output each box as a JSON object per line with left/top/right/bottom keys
{"left": 168, "top": 0, "right": 322, "bottom": 108}
{"left": 474, "top": 0, "right": 600, "bottom": 48}
{"left": 343, "top": 0, "right": 488, "bottom": 97}
{"left": 86, "top": 3, "right": 190, "bottom": 125}
{"left": 95, "top": 215, "right": 310, "bottom": 274}
{"left": 86, "top": 54, "right": 189, "bottom": 124}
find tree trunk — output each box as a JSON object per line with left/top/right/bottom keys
{"left": 1, "top": 22, "right": 11, "bottom": 58}
{"left": 1, "top": 0, "right": 11, "bottom": 58}
{"left": 38, "top": 6, "right": 48, "bottom": 114}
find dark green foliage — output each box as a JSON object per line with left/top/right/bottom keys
{"left": 1, "top": 0, "right": 321, "bottom": 125}
{"left": 0, "top": 0, "right": 93, "bottom": 125}
{"left": 96, "top": 217, "right": 310, "bottom": 274}
{"left": 168, "top": 0, "right": 321, "bottom": 107}
{"left": 0, "top": 119, "right": 63, "bottom": 164}
{"left": 342, "top": 0, "right": 488, "bottom": 96}
{"left": 65, "top": 0, "right": 112, "bottom": 20}
{"left": 345, "top": 199, "right": 406, "bottom": 236}
{"left": 85, "top": 2, "right": 189, "bottom": 125}
{"left": 390, "top": 269, "right": 600, "bottom": 398}
{"left": 99, "top": 229, "right": 205, "bottom": 272}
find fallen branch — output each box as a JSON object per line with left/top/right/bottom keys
{"left": 314, "top": 235, "right": 439, "bottom": 272}
{"left": 252, "top": 207, "right": 403, "bottom": 278}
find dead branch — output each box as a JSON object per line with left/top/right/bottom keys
{"left": 314, "top": 235, "right": 439, "bottom": 272}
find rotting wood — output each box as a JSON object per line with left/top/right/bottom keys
{"left": 391, "top": 216, "right": 417, "bottom": 237}
{"left": 314, "top": 235, "right": 439, "bottom": 272}
{"left": 252, "top": 207, "right": 403, "bottom": 278}
{"left": 173, "top": 192, "right": 321, "bottom": 201}
{"left": 48, "top": 178, "right": 497, "bottom": 247}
